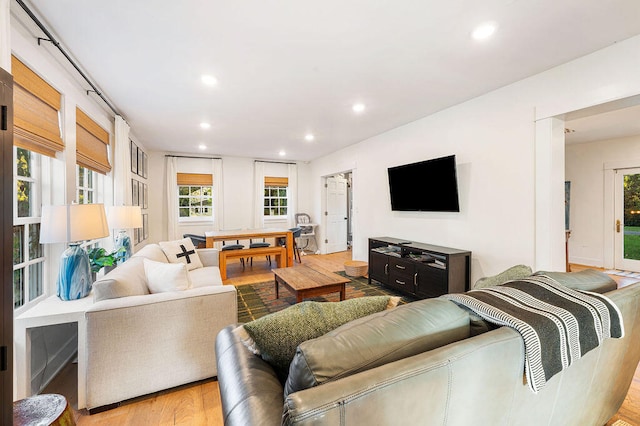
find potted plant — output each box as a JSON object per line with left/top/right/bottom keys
{"left": 88, "top": 247, "right": 127, "bottom": 280}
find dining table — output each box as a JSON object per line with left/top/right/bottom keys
{"left": 205, "top": 228, "right": 295, "bottom": 268}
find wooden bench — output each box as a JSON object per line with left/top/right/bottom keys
{"left": 219, "top": 246, "right": 287, "bottom": 280}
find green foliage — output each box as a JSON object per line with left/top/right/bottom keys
{"left": 624, "top": 173, "right": 640, "bottom": 227}
{"left": 624, "top": 232, "right": 640, "bottom": 261}
{"left": 87, "top": 247, "right": 127, "bottom": 273}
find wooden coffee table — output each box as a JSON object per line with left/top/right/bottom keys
{"left": 273, "top": 265, "right": 351, "bottom": 303}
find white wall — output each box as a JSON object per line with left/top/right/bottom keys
{"left": 147, "top": 154, "right": 312, "bottom": 244}
{"left": 309, "top": 34, "right": 640, "bottom": 283}
{"left": 11, "top": 17, "right": 117, "bottom": 395}
{"left": 565, "top": 135, "right": 640, "bottom": 267}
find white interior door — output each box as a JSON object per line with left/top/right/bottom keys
{"left": 614, "top": 167, "right": 640, "bottom": 271}
{"left": 325, "top": 176, "right": 348, "bottom": 253}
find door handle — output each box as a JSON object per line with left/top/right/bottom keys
{"left": 616, "top": 220, "right": 621, "bottom": 233}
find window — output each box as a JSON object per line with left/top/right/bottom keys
{"left": 264, "top": 177, "right": 288, "bottom": 217}
{"left": 76, "top": 165, "right": 95, "bottom": 204}
{"left": 177, "top": 173, "right": 213, "bottom": 220}
{"left": 13, "top": 147, "right": 45, "bottom": 310}
{"left": 178, "top": 185, "right": 213, "bottom": 219}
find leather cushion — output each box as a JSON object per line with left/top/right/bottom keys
{"left": 284, "top": 298, "right": 470, "bottom": 397}
{"left": 534, "top": 269, "right": 617, "bottom": 293}
{"left": 242, "top": 296, "right": 394, "bottom": 380}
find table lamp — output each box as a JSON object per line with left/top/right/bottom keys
{"left": 40, "top": 203, "right": 110, "bottom": 300}
{"left": 107, "top": 205, "right": 143, "bottom": 262}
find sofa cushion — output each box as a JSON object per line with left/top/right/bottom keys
{"left": 132, "top": 243, "right": 168, "bottom": 263}
{"left": 93, "top": 256, "right": 149, "bottom": 302}
{"left": 159, "top": 238, "right": 203, "bottom": 271}
{"left": 534, "top": 269, "right": 617, "bottom": 293}
{"left": 188, "top": 266, "right": 223, "bottom": 287}
{"left": 241, "top": 296, "right": 397, "bottom": 380}
{"left": 143, "top": 258, "right": 191, "bottom": 293}
{"left": 473, "top": 264, "right": 532, "bottom": 289}
{"left": 284, "top": 298, "right": 471, "bottom": 396}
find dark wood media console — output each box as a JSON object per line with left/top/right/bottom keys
{"left": 369, "top": 237, "right": 471, "bottom": 299}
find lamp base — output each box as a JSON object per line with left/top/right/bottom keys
{"left": 114, "top": 230, "right": 132, "bottom": 263}
{"left": 57, "top": 244, "right": 92, "bottom": 301}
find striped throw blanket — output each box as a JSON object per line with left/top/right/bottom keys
{"left": 443, "top": 275, "right": 624, "bottom": 393}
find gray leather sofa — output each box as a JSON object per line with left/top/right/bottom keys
{"left": 216, "top": 273, "right": 640, "bottom": 425}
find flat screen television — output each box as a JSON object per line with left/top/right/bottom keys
{"left": 387, "top": 155, "right": 460, "bottom": 212}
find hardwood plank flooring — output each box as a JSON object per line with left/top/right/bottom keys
{"left": 42, "top": 257, "right": 640, "bottom": 425}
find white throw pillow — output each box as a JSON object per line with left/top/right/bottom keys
{"left": 143, "top": 258, "right": 191, "bottom": 293}
{"left": 159, "top": 238, "right": 203, "bottom": 271}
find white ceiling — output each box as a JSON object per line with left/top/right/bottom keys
{"left": 565, "top": 103, "right": 640, "bottom": 145}
{"left": 15, "top": 0, "right": 640, "bottom": 161}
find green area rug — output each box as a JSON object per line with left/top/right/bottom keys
{"left": 236, "top": 271, "right": 417, "bottom": 323}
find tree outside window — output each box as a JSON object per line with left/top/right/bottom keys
{"left": 264, "top": 186, "right": 288, "bottom": 217}
{"left": 178, "top": 185, "right": 213, "bottom": 219}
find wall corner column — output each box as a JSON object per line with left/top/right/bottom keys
{"left": 534, "top": 116, "right": 566, "bottom": 271}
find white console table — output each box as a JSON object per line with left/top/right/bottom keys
{"left": 15, "top": 294, "right": 93, "bottom": 409}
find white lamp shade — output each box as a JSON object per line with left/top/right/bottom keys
{"left": 107, "top": 205, "right": 143, "bottom": 229}
{"left": 40, "top": 204, "right": 110, "bottom": 244}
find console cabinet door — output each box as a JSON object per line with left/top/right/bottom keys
{"left": 369, "top": 252, "right": 389, "bottom": 284}
{"left": 415, "top": 263, "right": 448, "bottom": 298}
{"left": 388, "top": 258, "right": 415, "bottom": 294}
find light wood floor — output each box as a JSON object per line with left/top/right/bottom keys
{"left": 43, "top": 256, "right": 640, "bottom": 425}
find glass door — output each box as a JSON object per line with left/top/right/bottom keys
{"left": 614, "top": 168, "right": 640, "bottom": 271}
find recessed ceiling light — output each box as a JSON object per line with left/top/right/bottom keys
{"left": 472, "top": 23, "right": 497, "bottom": 40}
{"left": 198, "top": 144, "right": 207, "bottom": 150}
{"left": 201, "top": 74, "right": 218, "bottom": 86}
{"left": 352, "top": 103, "right": 366, "bottom": 113}
{"left": 305, "top": 134, "right": 315, "bottom": 141}
{"left": 279, "top": 150, "right": 286, "bottom": 156}
{"left": 200, "top": 122, "right": 211, "bottom": 129}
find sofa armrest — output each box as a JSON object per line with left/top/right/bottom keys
{"left": 197, "top": 248, "right": 219, "bottom": 267}
{"left": 84, "top": 285, "right": 237, "bottom": 409}
{"left": 216, "top": 325, "right": 284, "bottom": 426}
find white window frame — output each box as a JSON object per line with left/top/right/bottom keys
{"left": 76, "top": 165, "right": 96, "bottom": 204}
{"left": 177, "top": 184, "right": 214, "bottom": 222}
{"left": 13, "top": 147, "right": 46, "bottom": 314}
{"left": 263, "top": 185, "right": 289, "bottom": 219}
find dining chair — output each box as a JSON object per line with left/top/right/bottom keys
{"left": 183, "top": 233, "right": 206, "bottom": 248}
{"left": 248, "top": 238, "right": 271, "bottom": 266}
{"left": 221, "top": 239, "right": 245, "bottom": 268}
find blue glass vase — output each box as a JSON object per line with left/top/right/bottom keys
{"left": 114, "top": 230, "right": 132, "bottom": 264}
{"left": 57, "top": 244, "right": 92, "bottom": 300}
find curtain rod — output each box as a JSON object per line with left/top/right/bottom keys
{"left": 165, "top": 155, "right": 222, "bottom": 160}
{"left": 254, "top": 160, "right": 296, "bottom": 165}
{"left": 15, "top": 0, "right": 123, "bottom": 119}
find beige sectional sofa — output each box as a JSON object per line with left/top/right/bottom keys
{"left": 216, "top": 272, "right": 640, "bottom": 425}
{"left": 85, "top": 243, "right": 237, "bottom": 411}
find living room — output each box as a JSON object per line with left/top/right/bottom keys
{"left": 3, "top": 0, "right": 640, "bottom": 424}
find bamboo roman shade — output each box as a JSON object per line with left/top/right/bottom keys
{"left": 177, "top": 173, "right": 213, "bottom": 186}
{"left": 12, "top": 55, "right": 64, "bottom": 157}
{"left": 264, "top": 176, "right": 288, "bottom": 186}
{"left": 76, "top": 108, "right": 111, "bottom": 174}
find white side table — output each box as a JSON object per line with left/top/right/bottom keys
{"left": 15, "top": 294, "right": 93, "bottom": 409}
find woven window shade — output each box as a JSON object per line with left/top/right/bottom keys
{"left": 76, "top": 108, "right": 111, "bottom": 174}
{"left": 264, "top": 176, "right": 288, "bottom": 186}
{"left": 177, "top": 173, "right": 213, "bottom": 186}
{"left": 12, "top": 55, "right": 64, "bottom": 157}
